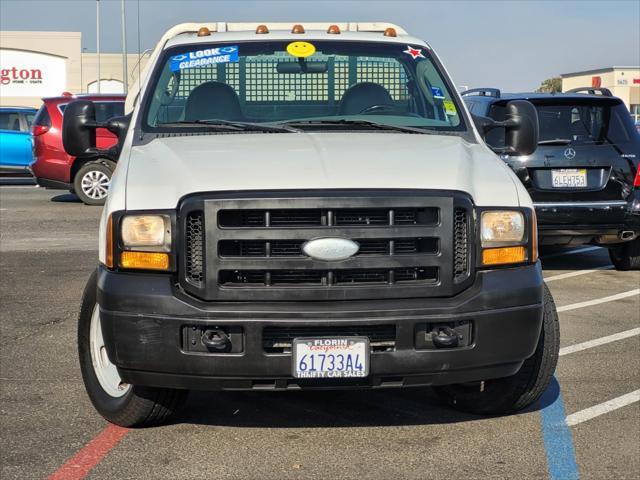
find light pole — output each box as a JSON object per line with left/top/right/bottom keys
{"left": 96, "top": 0, "right": 101, "bottom": 93}
{"left": 121, "top": 0, "right": 128, "bottom": 93}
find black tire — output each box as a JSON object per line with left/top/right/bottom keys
{"left": 608, "top": 239, "right": 640, "bottom": 271}
{"left": 78, "top": 270, "right": 188, "bottom": 427}
{"left": 73, "top": 160, "right": 115, "bottom": 206}
{"left": 434, "top": 284, "right": 559, "bottom": 415}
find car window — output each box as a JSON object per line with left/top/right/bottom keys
{"left": 33, "top": 105, "right": 51, "bottom": 128}
{"left": 145, "top": 40, "right": 466, "bottom": 132}
{"left": 0, "top": 112, "right": 22, "bottom": 131}
{"left": 486, "top": 100, "right": 637, "bottom": 149}
{"left": 59, "top": 102, "right": 124, "bottom": 122}
{"left": 25, "top": 113, "right": 35, "bottom": 128}
{"left": 94, "top": 102, "right": 125, "bottom": 122}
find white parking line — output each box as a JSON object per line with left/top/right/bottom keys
{"left": 545, "top": 265, "right": 613, "bottom": 282}
{"left": 559, "top": 328, "right": 640, "bottom": 356}
{"left": 566, "top": 390, "right": 640, "bottom": 426}
{"left": 541, "top": 246, "right": 601, "bottom": 259}
{"left": 557, "top": 289, "right": 640, "bottom": 312}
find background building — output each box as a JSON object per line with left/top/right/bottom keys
{"left": 561, "top": 66, "right": 640, "bottom": 122}
{"left": 0, "top": 30, "right": 149, "bottom": 107}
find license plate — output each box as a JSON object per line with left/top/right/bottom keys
{"left": 292, "top": 337, "right": 369, "bottom": 379}
{"left": 551, "top": 169, "right": 587, "bottom": 188}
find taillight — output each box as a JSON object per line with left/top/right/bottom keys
{"left": 634, "top": 164, "right": 640, "bottom": 188}
{"left": 31, "top": 125, "right": 49, "bottom": 136}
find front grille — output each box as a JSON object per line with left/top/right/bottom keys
{"left": 453, "top": 208, "right": 470, "bottom": 282}
{"left": 219, "top": 207, "right": 439, "bottom": 228}
{"left": 263, "top": 325, "right": 396, "bottom": 353}
{"left": 185, "top": 211, "right": 204, "bottom": 284}
{"left": 180, "top": 191, "right": 474, "bottom": 301}
{"left": 219, "top": 267, "right": 438, "bottom": 286}
{"left": 218, "top": 238, "right": 439, "bottom": 258}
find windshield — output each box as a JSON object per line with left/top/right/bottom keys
{"left": 144, "top": 40, "right": 465, "bottom": 132}
{"left": 486, "top": 99, "right": 638, "bottom": 147}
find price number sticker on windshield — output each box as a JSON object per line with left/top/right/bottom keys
{"left": 293, "top": 337, "right": 369, "bottom": 379}
{"left": 551, "top": 169, "right": 587, "bottom": 188}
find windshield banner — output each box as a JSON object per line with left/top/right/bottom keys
{"left": 170, "top": 46, "right": 239, "bottom": 72}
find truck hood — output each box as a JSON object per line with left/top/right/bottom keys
{"left": 124, "top": 132, "right": 521, "bottom": 210}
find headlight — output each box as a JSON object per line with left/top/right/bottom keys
{"left": 481, "top": 211, "right": 525, "bottom": 247}
{"left": 121, "top": 215, "right": 171, "bottom": 252}
{"left": 480, "top": 210, "right": 529, "bottom": 266}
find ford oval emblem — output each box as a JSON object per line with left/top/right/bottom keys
{"left": 302, "top": 238, "right": 359, "bottom": 261}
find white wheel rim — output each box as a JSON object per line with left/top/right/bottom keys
{"left": 89, "top": 305, "right": 130, "bottom": 398}
{"left": 80, "top": 170, "right": 110, "bottom": 200}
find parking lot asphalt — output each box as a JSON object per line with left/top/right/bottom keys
{"left": 1, "top": 185, "right": 639, "bottom": 480}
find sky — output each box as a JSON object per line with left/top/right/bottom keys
{"left": 1, "top": 0, "right": 639, "bottom": 91}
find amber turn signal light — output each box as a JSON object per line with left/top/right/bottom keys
{"left": 482, "top": 246, "right": 527, "bottom": 266}
{"left": 120, "top": 251, "right": 170, "bottom": 271}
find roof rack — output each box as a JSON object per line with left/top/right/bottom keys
{"left": 566, "top": 87, "right": 613, "bottom": 97}
{"left": 460, "top": 88, "right": 501, "bottom": 98}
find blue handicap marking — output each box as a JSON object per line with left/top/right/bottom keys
{"left": 170, "top": 46, "right": 239, "bottom": 72}
{"left": 539, "top": 377, "right": 580, "bottom": 480}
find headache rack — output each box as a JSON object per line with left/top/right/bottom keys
{"left": 178, "top": 190, "right": 474, "bottom": 302}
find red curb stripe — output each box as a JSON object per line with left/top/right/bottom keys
{"left": 48, "top": 425, "right": 130, "bottom": 480}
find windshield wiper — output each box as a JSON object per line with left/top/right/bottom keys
{"left": 278, "top": 119, "right": 432, "bottom": 134}
{"left": 538, "top": 138, "right": 572, "bottom": 145}
{"left": 159, "top": 119, "right": 301, "bottom": 133}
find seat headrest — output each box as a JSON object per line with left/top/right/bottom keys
{"left": 184, "top": 81, "right": 242, "bottom": 121}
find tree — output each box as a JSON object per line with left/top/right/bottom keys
{"left": 536, "top": 77, "right": 562, "bottom": 93}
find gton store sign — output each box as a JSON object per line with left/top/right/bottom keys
{"left": 0, "top": 49, "right": 66, "bottom": 97}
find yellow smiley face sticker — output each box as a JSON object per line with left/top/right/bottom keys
{"left": 286, "top": 41, "right": 316, "bottom": 58}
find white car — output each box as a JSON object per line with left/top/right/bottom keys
{"left": 63, "top": 22, "right": 559, "bottom": 427}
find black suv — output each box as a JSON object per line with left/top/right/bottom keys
{"left": 463, "top": 87, "right": 640, "bottom": 270}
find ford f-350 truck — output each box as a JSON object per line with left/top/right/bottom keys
{"left": 62, "top": 22, "right": 559, "bottom": 427}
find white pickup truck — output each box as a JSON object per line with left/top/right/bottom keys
{"left": 62, "top": 22, "right": 559, "bottom": 427}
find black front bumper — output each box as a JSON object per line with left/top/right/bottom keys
{"left": 98, "top": 264, "right": 544, "bottom": 391}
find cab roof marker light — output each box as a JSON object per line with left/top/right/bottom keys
{"left": 383, "top": 27, "right": 397, "bottom": 37}
{"left": 197, "top": 27, "right": 211, "bottom": 37}
{"left": 327, "top": 25, "right": 341, "bottom": 34}
{"left": 291, "top": 24, "right": 305, "bottom": 34}
{"left": 255, "top": 25, "right": 269, "bottom": 34}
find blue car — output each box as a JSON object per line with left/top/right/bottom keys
{"left": 0, "top": 106, "right": 37, "bottom": 174}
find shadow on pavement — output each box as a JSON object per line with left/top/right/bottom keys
{"left": 540, "top": 246, "right": 611, "bottom": 271}
{"left": 173, "top": 382, "right": 556, "bottom": 428}
{"left": 51, "top": 193, "right": 81, "bottom": 203}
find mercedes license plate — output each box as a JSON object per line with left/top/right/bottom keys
{"left": 551, "top": 169, "right": 587, "bottom": 188}
{"left": 292, "top": 337, "right": 369, "bottom": 379}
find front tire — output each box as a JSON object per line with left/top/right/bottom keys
{"left": 608, "top": 239, "right": 640, "bottom": 271}
{"left": 434, "top": 284, "right": 559, "bottom": 415}
{"left": 78, "top": 270, "right": 188, "bottom": 427}
{"left": 73, "top": 160, "right": 114, "bottom": 206}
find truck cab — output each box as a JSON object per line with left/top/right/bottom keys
{"left": 63, "top": 23, "right": 559, "bottom": 427}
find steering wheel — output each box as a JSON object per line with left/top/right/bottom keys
{"left": 359, "top": 104, "right": 404, "bottom": 115}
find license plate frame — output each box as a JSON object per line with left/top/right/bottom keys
{"left": 292, "top": 337, "right": 369, "bottom": 379}
{"left": 551, "top": 168, "right": 587, "bottom": 188}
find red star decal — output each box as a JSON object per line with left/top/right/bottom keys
{"left": 403, "top": 46, "right": 425, "bottom": 59}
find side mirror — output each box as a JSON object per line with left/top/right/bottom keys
{"left": 473, "top": 100, "right": 539, "bottom": 156}
{"left": 504, "top": 100, "right": 539, "bottom": 156}
{"left": 62, "top": 101, "right": 97, "bottom": 157}
{"left": 62, "top": 100, "right": 130, "bottom": 160}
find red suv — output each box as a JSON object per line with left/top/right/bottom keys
{"left": 31, "top": 93, "right": 125, "bottom": 205}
